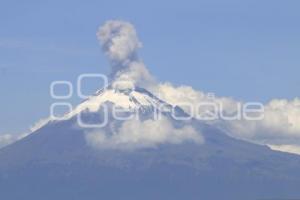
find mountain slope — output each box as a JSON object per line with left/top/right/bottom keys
{"left": 0, "top": 87, "right": 300, "bottom": 200}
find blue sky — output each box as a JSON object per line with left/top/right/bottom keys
{"left": 0, "top": 0, "right": 300, "bottom": 134}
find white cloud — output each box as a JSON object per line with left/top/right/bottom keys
{"left": 0, "top": 133, "right": 30, "bottom": 148}
{"left": 0, "top": 117, "right": 50, "bottom": 149}
{"left": 152, "top": 83, "right": 300, "bottom": 155}
{"left": 222, "top": 98, "right": 300, "bottom": 154}
{"left": 30, "top": 117, "right": 50, "bottom": 132}
{"left": 0, "top": 134, "right": 16, "bottom": 148}
{"left": 221, "top": 98, "right": 300, "bottom": 139}
{"left": 85, "top": 116, "right": 203, "bottom": 150}
{"left": 153, "top": 82, "right": 238, "bottom": 117}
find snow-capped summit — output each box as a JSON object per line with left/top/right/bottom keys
{"left": 68, "top": 85, "right": 175, "bottom": 119}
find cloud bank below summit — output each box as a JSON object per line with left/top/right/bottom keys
{"left": 86, "top": 117, "right": 203, "bottom": 150}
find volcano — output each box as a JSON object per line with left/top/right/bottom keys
{"left": 0, "top": 86, "right": 300, "bottom": 200}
